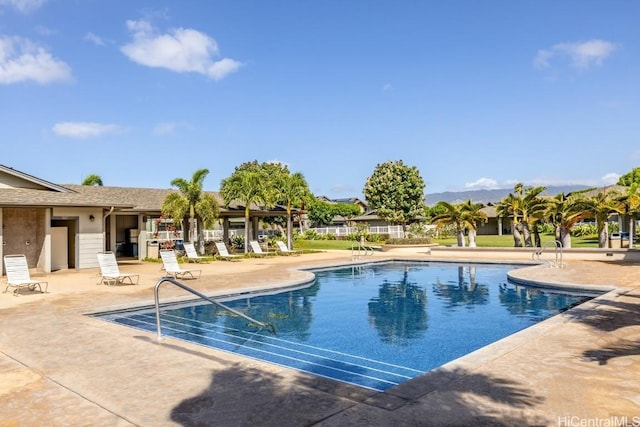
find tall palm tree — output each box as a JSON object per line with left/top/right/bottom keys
{"left": 220, "top": 162, "right": 271, "bottom": 253}
{"left": 581, "top": 190, "right": 624, "bottom": 248}
{"left": 544, "top": 193, "right": 587, "bottom": 248}
{"left": 432, "top": 201, "right": 467, "bottom": 247}
{"left": 460, "top": 200, "right": 487, "bottom": 248}
{"left": 82, "top": 174, "right": 103, "bottom": 186}
{"left": 616, "top": 183, "right": 640, "bottom": 249}
{"left": 163, "top": 169, "right": 219, "bottom": 254}
{"left": 496, "top": 192, "right": 523, "bottom": 247}
{"left": 277, "top": 171, "right": 313, "bottom": 250}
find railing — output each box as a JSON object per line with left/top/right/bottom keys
{"left": 351, "top": 241, "right": 375, "bottom": 261}
{"left": 532, "top": 240, "right": 564, "bottom": 268}
{"left": 154, "top": 277, "right": 275, "bottom": 341}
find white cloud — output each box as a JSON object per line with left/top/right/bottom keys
{"left": 382, "top": 83, "right": 392, "bottom": 92}
{"left": 153, "top": 121, "right": 194, "bottom": 135}
{"left": 0, "top": 0, "right": 45, "bottom": 13}
{"left": 464, "top": 178, "right": 500, "bottom": 190}
{"left": 84, "top": 32, "right": 105, "bottom": 46}
{"left": 534, "top": 39, "right": 618, "bottom": 70}
{"left": 0, "top": 36, "right": 72, "bottom": 84}
{"left": 601, "top": 173, "right": 620, "bottom": 185}
{"left": 52, "top": 122, "right": 121, "bottom": 139}
{"left": 120, "top": 19, "right": 242, "bottom": 80}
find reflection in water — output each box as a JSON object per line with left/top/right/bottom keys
{"left": 367, "top": 267, "right": 428, "bottom": 345}
{"left": 498, "top": 283, "right": 585, "bottom": 319}
{"left": 432, "top": 266, "right": 490, "bottom": 308}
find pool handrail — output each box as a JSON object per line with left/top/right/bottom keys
{"left": 153, "top": 277, "right": 275, "bottom": 341}
{"left": 532, "top": 240, "right": 564, "bottom": 268}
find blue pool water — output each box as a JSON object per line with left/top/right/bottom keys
{"left": 94, "top": 261, "right": 594, "bottom": 391}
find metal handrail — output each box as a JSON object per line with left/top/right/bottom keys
{"left": 351, "top": 242, "right": 375, "bottom": 260}
{"left": 153, "top": 277, "right": 275, "bottom": 341}
{"left": 532, "top": 240, "right": 564, "bottom": 268}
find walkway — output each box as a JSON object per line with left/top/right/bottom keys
{"left": 0, "top": 249, "right": 638, "bottom": 426}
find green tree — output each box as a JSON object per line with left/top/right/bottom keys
{"left": 617, "top": 167, "right": 640, "bottom": 186}
{"left": 308, "top": 199, "right": 335, "bottom": 226}
{"left": 544, "top": 193, "right": 587, "bottom": 248}
{"left": 432, "top": 201, "right": 467, "bottom": 247}
{"left": 220, "top": 161, "right": 273, "bottom": 253}
{"left": 82, "top": 174, "right": 103, "bottom": 186}
{"left": 162, "top": 168, "right": 219, "bottom": 254}
{"left": 581, "top": 190, "right": 624, "bottom": 248}
{"left": 616, "top": 183, "right": 640, "bottom": 249}
{"left": 460, "top": 200, "right": 487, "bottom": 248}
{"left": 276, "top": 171, "right": 313, "bottom": 250}
{"left": 362, "top": 160, "right": 426, "bottom": 233}
{"left": 496, "top": 183, "right": 547, "bottom": 247}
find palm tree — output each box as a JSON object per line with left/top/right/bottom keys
{"left": 277, "top": 171, "right": 313, "bottom": 250}
{"left": 82, "top": 174, "right": 103, "bottom": 186}
{"left": 162, "top": 169, "right": 219, "bottom": 254}
{"left": 432, "top": 201, "right": 467, "bottom": 247}
{"left": 616, "top": 183, "right": 640, "bottom": 249}
{"left": 496, "top": 192, "right": 523, "bottom": 247}
{"left": 496, "top": 183, "right": 547, "bottom": 247}
{"left": 220, "top": 162, "right": 271, "bottom": 253}
{"left": 460, "top": 200, "right": 487, "bottom": 248}
{"left": 544, "top": 193, "right": 587, "bottom": 248}
{"left": 581, "top": 190, "right": 624, "bottom": 248}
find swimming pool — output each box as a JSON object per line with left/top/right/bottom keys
{"left": 93, "top": 261, "right": 595, "bottom": 391}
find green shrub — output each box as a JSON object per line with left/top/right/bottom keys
{"left": 324, "top": 233, "right": 336, "bottom": 240}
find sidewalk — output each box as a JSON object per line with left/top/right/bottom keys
{"left": 0, "top": 250, "right": 638, "bottom": 426}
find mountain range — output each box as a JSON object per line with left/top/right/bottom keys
{"left": 424, "top": 185, "right": 591, "bottom": 206}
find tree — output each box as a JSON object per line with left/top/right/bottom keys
{"left": 82, "top": 174, "right": 103, "bottom": 186}
{"left": 496, "top": 183, "right": 547, "bottom": 247}
{"left": 544, "top": 193, "right": 587, "bottom": 248}
{"left": 276, "top": 171, "right": 313, "bottom": 250}
{"left": 617, "top": 167, "right": 640, "bottom": 186}
{"left": 308, "top": 199, "right": 335, "bottom": 227}
{"left": 220, "top": 161, "right": 273, "bottom": 253}
{"left": 362, "top": 160, "right": 426, "bottom": 233}
{"left": 162, "top": 169, "right": 219, "bottom": 254}
{"left": 432, "top": 201, "right": 467, "bottom": 247}
{"left": 581, "top": 190, "right": 624, "bottom": 248}
{"left": 615, "top": 183, "right": 640, "bottom": 249}
{"left": 460, "top": 200, "right": 487, "bottom": 248}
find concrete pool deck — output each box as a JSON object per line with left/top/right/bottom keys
{"left": 0, "top": 248, "right": 638, "bottom": 426}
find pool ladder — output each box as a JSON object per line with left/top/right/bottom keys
{"left": 351, "top": 242, "right": 375, "bottom": 261}
{"left": 153, "top": 277, "right": 275, "bottom": 341}
{"left": 532, "top": 240, "right": 565, "bottom": 268}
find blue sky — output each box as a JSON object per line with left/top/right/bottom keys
{"left": 1, "top": 1, "right": 639, "bottom": 199}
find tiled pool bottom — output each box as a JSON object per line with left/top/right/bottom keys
{"left": 93, "top": 261, "right": 595, "bottom": 391}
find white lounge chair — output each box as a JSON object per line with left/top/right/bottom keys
{"left": 183, "top": 242, "right": 208, "bottom": 263}
{"left": 276, "top": 240, "right": 300, "bottom": 255}
{"left": 248, "top": 240, "right": 271, "bottom": 257}
{"left": 160, "top": 249, "right": 201, "bottom": 280}
{"left": 3, "top": 254, "right": 48, "bottom": 296}
{"left": 97, "top": 252, "right": 139, "bottom": 286}
{"left": 214, "top": 241, "right": 241, "bottom": 260}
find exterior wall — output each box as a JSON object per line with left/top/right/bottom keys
{"left": 52, "top": 207, "right": 103, "bottom": 270}
{"left": 0, "top": 171, "right": 49, "bottom": 189}
{"left": 1, "top": 207, "right": 47, "bottom": 271}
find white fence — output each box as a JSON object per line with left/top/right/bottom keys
{"left": 306, "top": 225, "right": 436, "bottom": 239}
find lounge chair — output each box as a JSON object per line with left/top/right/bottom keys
{"left": 275, "top": 240, "right": 300, "bottom": 255}
{"left": 160, "top": 249, "right": 201, "bottom": 280}
{"left": 3, "top": 254, "right": 48, "bottom": 296}
{"left": 183, "top": 242, "right": 208, "bottom": 263}
{"left": 248, "top": 240, "right": 270, "bottom": 257}
{"left": 214, "top": 241, "right": 241, "bottom": 260}
{"left": 96, "top": 252, "right": 139, "bottom": 286}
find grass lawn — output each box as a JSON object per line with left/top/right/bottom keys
{"left": 294, "top": 234, "right": 604, "bottom": 250}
